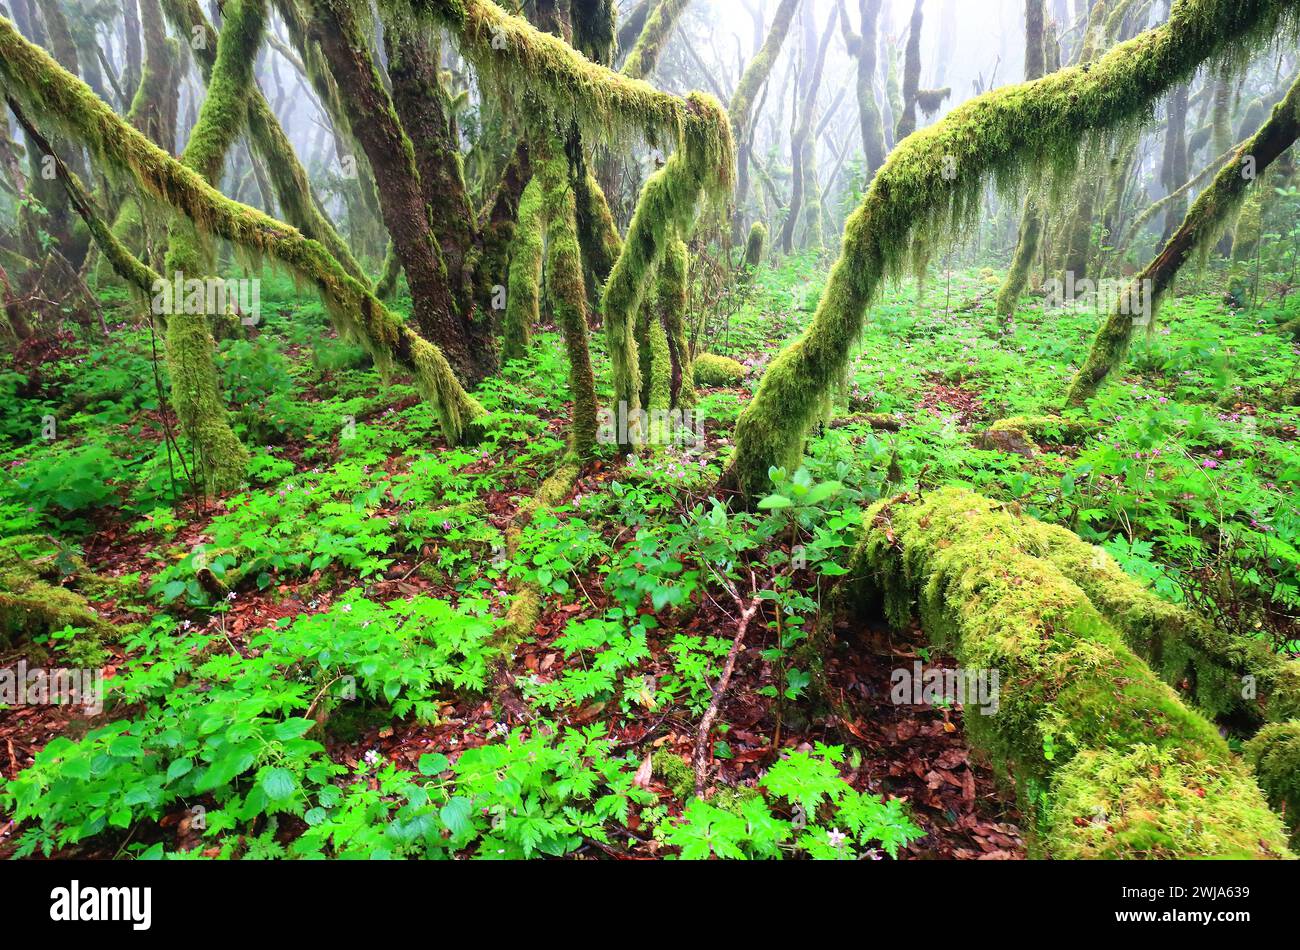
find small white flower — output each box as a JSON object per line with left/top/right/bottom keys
{"left": 363, "top": 749, "right": 380, "bottom": 765}
{"left": 340, "top": 603, "right": 352, "bottom": 613}
{"left": 828, "top": 828, "right": 848, "bottom": 849}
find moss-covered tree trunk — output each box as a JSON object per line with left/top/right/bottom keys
{"left": 850, "top": 488, "right": 1292, "bottom": 858}
{"left": 384, "top": 10, "right": 478, "bottom": 320}
{"left": 721, "top": 0, "right": 1300, "bottom": 500}
{"left": 657, "top": 235, "right": 694, "bottom": 408}
{"left": 161, "top": 0, "right": 268, "bottom": 493}
{"left": 539, "top": 146, "right": 599, "bottom": 457}
{"left": 0, "top": 14, "right": 487, "bottom": 445}
{"left": 619, "top": 0, "right": 691, "bottom": 81}
{"left": 1160, "top": 82, "right": 1192, "bottom": 241}
{"left": 995, "top": 0, "right": 1049, "bottom": 318}
{"left": 1065, "top": 71, "right": 1300, "bottom": 406}
{"left": 163, "top": 0, "right": 366, "bottom": 283}
{"left": 893, "top": 0, "right": 950, "bottom": 142}
{"left": 306, "top": 0, "right": 487, "bottom": 382}
{"left": 478, "top": 141, "right": 536, "bottom": 311}
{"left": 780, "top": 2, "right": 838, "bottom": 254}
{"left": 841, "top": 0, "right": 887, "bottom": 181}
{"left": 503, "top": 176, "right": 543, "bottom": 364}
{"left": 729, "top": 0, "right": 802, "bottom": 239}
{"left": 27, "top": 0, "right": 87, "bottom": 264}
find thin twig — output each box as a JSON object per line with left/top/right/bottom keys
{"left": 692, "top": 570, "right": 762, "bottom": 797}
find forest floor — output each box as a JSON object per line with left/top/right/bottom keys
{"left": 1, "top": 255, "right": 1296, "bottom": 859}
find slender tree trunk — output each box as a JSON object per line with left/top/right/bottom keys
{"left": 995, "top": 0, "right": 1048, "bottom": 317}
{"left": 780, "top": 2, "right": 838, "bottom": 253}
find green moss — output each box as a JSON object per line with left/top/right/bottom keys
{"left": 1231, "top": 186, "right": 1264, "bottom": 260}
{"left": 1066, "top": 72, "right": 1300, "bottom": 406}
{"left": 504, "top": 176, "right": 543, "bottom": 364}
{"left": 1046, "top": 743, "right": 1289, "bottom": 858}
{"left": 0, "top": 541, "right": 121, "bottom": 653}
{"left": 743, "top": 220, "right": 767, "bottom": 269}
{"left": 539, "top": 146, "right": 599, "bottom": 457}
{"left": 995, "top": 194, "right": 1044, "bottom": 317}
{"left": 620, "top": 0, "right": 691, "bottom": 81}
{"left": 1017, "top": 510, "right": 1300, "bottom": 726}
{"left": 652, "top": 749, "right": 695, "bottom": 799}
{"left": 988, "top": 414, "right": 1097, "bottom": 444}
{"left": 412, "top": 0, "right": 720, "bottom": 153}
{"left": 848, "top": 487, "right": 1291, "bottom": 858}
{"left": 0, "top": 17, "right": 484, "bottom": 446}
{"left": 693, "top": 352, "right": 746, "bottom": 387}
{"left": 576, "top": 169, "right": 622, "bottom": 294}
{"left": 644, "top": 304, "right": 672, "bottom": 419}
{"left": 154, "top": 0, "right": 267, "bottom": 493}
{"left": 656, "top": 236, "right": 694, "bottom": 407}
{"left": 1245, "top": 722, "right": 1300, "bottom": 843}
{"left": 722, "top": 0, "right": 1300, "bottom": 499}
{"left": 600, "top": 92, "right": 734, "bottom": 442}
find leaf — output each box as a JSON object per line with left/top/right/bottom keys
{"left": 804, "top": 481, "right": 843, "bottom": 506}
{"left": 440, "top": 796, "right": 473, "bottom": 836}
{"left": 633, "top": 751, "right": 654, "bottom": 789}
{"left": 261, "top": 767, "right": 297, "bottom": 802}
{"left": 418, "top": 753, "right": 449, "bottom": 776}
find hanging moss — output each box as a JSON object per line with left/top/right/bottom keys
{"left": 848, "top": 488, "right": 1291, "bottom": 858}
{"left": 571, "top": 0, "right": 617, "bottom": 64}
{"left": 1231, "top": 184, "right": 1265, "bottom": 260}
{"left": 1066, "top": 71, "right": 1300, "bottom": 406}
{"left": 408, "top": 0, "right": 717, "bottom": 152}
{"left": 1245, "top": 722, "right": 1300, "bottom": 843}
{"left": 539, "top": 147, "right": 599, "bottom": 457}
{"left": 600, "top": 92, "right": 734, "bottom": 443}
{"left": 575, "top": 168, "right": 622, "bottom": 294}
{"left": 721, "top": 0, "right": 1300, "bottom": 499}
{"left": 503, "top": 176, "right": 543, "bottom": 364}
{"left": 0, "top": 18, "right": 486, "bottom": 446}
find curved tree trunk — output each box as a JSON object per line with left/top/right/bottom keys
{"left": 1065, "top": 71, "right": 1300, "bottom": 406}
{"left": 721, "top": 0, "right": 1300, "bottom": 499}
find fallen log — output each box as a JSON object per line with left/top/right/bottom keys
{"left": 848, "top": 487, "right": 1292, "bottom": 858}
